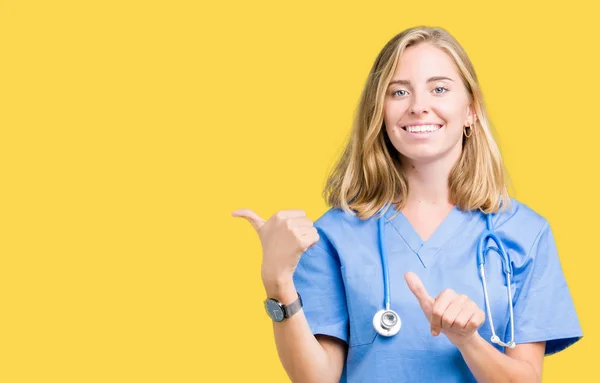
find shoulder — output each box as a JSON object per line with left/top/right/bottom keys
{"left": 313, "top": 207, "right": 374, "bottom": 232}
{"left": 494, "top": 198, "right": 549, "bottom": 233}
{"left": 492, "top": 198, "right": 553, "bottom": 258}
{"left": 308, "top": 207, "right": 378, "bottom": 255}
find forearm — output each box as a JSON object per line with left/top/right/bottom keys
{"left": 458, "top": 333, "right": 540, "bottom": 383}
{"left": 266, "top": 278, "right": 341, "bottom": 383}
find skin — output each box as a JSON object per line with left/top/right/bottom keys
{"left": 383, "top": 42, "right": 473, "bottom": 168}
{"left": 387, "top": 42, "right": 546, "bottom": 382}
{"left": 383, "top": 42, "right": 476, "bottom": 241}
{"left": 231, "top": 42, "right": 546, "bottom": 382}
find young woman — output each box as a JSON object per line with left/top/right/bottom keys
{"left": 233, "top": 26, "right": 582, "bottom": 382}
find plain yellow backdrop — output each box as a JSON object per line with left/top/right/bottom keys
{"left": 0, "top": 0, "right": 597, "bottom": 382}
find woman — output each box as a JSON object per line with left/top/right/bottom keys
{"left": 233, "top": 26, "right": 582, "bottom": 382}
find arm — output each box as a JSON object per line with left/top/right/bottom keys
{"left": 266, "top": 278, "right": 347, "bottom": 383}
{"left": 458, "top": 334, "right": 545, "bottom": 383}
{"left": 232, "top": 209, "right": 348, "bottom": 382}
{"left": 404, "top": 272, "right": 546, "bottom": 383}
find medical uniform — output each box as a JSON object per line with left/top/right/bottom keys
{"left": 293, "top": 199, "right": 582, "bottom": 382}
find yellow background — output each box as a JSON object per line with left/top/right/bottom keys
{"left": 0, "top": 0, "right": 596, "bottom": 381}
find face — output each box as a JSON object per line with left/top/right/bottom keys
{"left": 383, "top": 42, "right": 475, "bottom": 165}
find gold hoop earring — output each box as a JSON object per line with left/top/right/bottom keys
{"left": 464, "top": 124, "right": 473, "bottom": 138}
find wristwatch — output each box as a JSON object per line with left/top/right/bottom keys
{"left": 264, "top": 293, "right": 303, "bottom": 322}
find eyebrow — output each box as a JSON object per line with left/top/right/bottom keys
{"left": 388, "top": 76, "right": 454, "bottom": 86}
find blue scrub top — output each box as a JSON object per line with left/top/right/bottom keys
{"left": 293, "top": 199, "right": 583, "bottom": 382}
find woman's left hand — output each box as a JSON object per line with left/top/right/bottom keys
{"left": 404, "top": 272, "right": 486, "bottom": 348}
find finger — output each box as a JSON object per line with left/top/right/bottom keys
{"left": 299, "top": 228, "right": 320, "bottom": 251}
{"left": 274, "top": 210, "right": 307, "bottom": 219}
{"left": 231, "top": 209, "right": 266, "bottom": 232}
{"left": 289, "top": 220, "right": 316, "bottom": 243}
{"left": 287, "top": 217, "right": 314, "bottom": 229}
{"left": 442, "top": 294, "right": 468, "bottom": 330}
{"left": 455, "top": 302, "right": 478, "bottom": 330}
{"left": 430, "top": 289, "right": 457, "bottom": 336}
{"left": 465, "top": 308, "right": 486, "bottom": 332}
{"left": 294, "top": 225, "right": 317, "bottom": 236}
{"left": 404, "top": 272, "right": 434, "bottom": 319}
{"left": 295, "top": 226, "right": 311, "bottom": 235}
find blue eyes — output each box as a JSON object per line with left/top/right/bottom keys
{"left": 392, "top": 87, "right": 448, "bottom": 97}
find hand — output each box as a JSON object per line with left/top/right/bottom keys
{"left": 404, "top": 272, "right": 485, "bottom": 348}
{"left": 231, "top": 209, "right": 319, "bottom": 287}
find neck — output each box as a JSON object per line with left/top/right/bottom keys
{"left": 400, "top": 155, "right": 458, "bottom": 210}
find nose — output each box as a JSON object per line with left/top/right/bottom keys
{"left": 409, "top": 92, "right": 430, "bottom": 115}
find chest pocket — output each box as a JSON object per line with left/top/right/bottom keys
{"left": 341, "top": 264, "right": 380, "bottom": 347}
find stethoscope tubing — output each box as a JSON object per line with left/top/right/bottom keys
{"left": 374, "top": 209, "right": 515, "bottom": 347}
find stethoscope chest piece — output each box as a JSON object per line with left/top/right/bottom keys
{"left": 373, "top": 309, "right": 401, "bottom": 337}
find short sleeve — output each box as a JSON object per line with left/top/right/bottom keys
{"left": 510, "top": 221, "right": 583, "bottom": 355}
{"left": 293, "top": 236, "right": 349, "bottom": 344}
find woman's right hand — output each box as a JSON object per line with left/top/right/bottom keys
{"left": 232, "top": 209, "right": 320, "bottom": 291}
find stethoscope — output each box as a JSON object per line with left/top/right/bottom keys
{"left": 373, "top": 211, "right": 516, "bottom": 348}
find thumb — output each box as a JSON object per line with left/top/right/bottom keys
{"left": 404, "top": 272, "right": 434, "bottom": 319}
{"left": 231, "top": 209, "right": 266, "bottom": 232}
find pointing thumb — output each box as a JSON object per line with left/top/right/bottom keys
{"left": 404, "top": 272, "right": 434, "bottom": 319}
{"left": 231, "top": 209, "right": 266, "bottom": 232}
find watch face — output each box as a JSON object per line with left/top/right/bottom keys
{"left": 265, "top": 299, "right": 285, "bottom": 322}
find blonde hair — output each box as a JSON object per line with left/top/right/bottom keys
{"left": 323, "top": 26, "right": 511, "bottom": 220}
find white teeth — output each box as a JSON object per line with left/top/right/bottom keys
{"left": 405, "top": 124, "right": 441, "bottom": 133}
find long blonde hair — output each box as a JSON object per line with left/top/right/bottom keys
{"left": 324, "top": 26, "right": 511, "bottom": 220}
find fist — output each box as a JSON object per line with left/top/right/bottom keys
{"left": 232, "top": 209, "right": 319, "bottom": 285}
{"left": 405, "top": 272, "right": 486, "bottom": 347}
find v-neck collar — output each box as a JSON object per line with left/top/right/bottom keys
{"left": 384, "top": 204, "right": 471, "bottom": 268}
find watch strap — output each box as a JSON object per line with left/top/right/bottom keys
{"left": 283, "top": 293, "right": 303, "bottom": 318}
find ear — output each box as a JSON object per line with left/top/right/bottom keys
{"left": 465, "top": 104, "right": 478, "bottom": 126}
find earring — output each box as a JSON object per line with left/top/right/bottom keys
{"left": 464, "top": 123, "right": 473, "bottom": 138}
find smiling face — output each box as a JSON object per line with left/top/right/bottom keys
{"left": 383, "top": 42, "right": 475, "bottom": 165}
